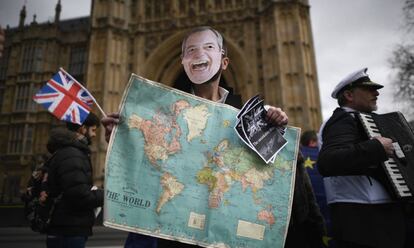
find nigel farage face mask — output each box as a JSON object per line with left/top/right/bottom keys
{"left": 181, "top": 31, "right": 223, "bottom": 84}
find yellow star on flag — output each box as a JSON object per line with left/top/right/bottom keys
{"left": 323, "top": 235, "right": 332, "bottom": 247}
{"left": 304, "top": 156, "right": 316, "bottom": 169}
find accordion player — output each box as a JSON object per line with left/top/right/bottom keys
{"left": 357, "top": 111, "right": 414, "bottom": 201}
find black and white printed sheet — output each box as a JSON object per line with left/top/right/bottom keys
{"left": 234, "top": 95, "right": 287, "bottom": 164}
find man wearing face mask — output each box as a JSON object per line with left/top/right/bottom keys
{"left": 45, "top": 112, "right": 104, "bottom": 248}
{"left": 102, "top": 26, "right": 288, "bottom": 142}
{"left": 102, "top": 26, "right": 288, "bottom": 248}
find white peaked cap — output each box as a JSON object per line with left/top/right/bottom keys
{"left": 331, "top": 67, "right": 384, "bottom": 99}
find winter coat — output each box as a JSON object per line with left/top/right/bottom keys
{"left": 317, "top": 107, "right": 406, "bottom": 247}
{"left": 46, "top": 128, "right": 103, "bottom": 236}
{"left": 318, "top": 108, "right": 388, "bottom": 179}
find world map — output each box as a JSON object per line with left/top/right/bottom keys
{"left": 104, "top": 75, "right": 300, "bottom": 248}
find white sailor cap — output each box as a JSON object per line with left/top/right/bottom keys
{"left": 331, "top": 68, "right": 384, "bottom": 99}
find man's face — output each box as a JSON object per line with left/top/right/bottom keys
{"left": 181, "top": 30, "right": 225, "bottom": 84}
{"left": 308, "top": 140, "right": 318, "bottom": 148}
{"left": 80, "top": 125, "right": 97, "bottom": 145}
{"left": 87, "top": 125, "right": 97, "bottom": 139}
{"left": 347, "top": 86, "right": 380, "bottom": 112}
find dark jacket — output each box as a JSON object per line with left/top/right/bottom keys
{"left": 318, "top": 108, "right": 388, "bottom": 183}
{"left": 222, "top": 87, "right": 242, "bottom": 109}
{"left": 46, "top": 128, "right": 103, "bottom": 236}
{"left": 317, "top": 108, "right": 406, "bottom": 247}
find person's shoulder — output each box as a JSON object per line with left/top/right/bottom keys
{"left": 330, "top": 107, "right": 356, "bottom": 122}
{"left": 53, "top": 145, "right": 86, "bottom": 161}
{"left": 324, "top": 108, "right": 357, "bottom": 132}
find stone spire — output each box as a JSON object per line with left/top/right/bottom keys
{"left": 31, "top": 14, "right": 37, "bottom": 25}
{"left": 19, "top": 5, "right": 26, "bottom": 28}
{"left": 55, "top": 0, "right": 61, "bottom": 24}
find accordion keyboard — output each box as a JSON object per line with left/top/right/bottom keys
{"left": 358, "top": 112, "right": 413, "bottom": 199}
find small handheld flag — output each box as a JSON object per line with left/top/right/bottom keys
{"left": 33, "top": 68, "right": 105, "bottom": 125}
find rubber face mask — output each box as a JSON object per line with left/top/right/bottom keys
{"left": 181, "top": 30, "right": 223, "bottom": 84}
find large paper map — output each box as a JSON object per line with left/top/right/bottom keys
{"left": 104, "top": 74, "right": 300, "bottom": 248}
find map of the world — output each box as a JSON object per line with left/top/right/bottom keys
{"left": 104, "top": 74, "right": 300, "bottom": 248}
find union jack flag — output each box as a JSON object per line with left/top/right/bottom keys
{"left": 33, "top": 69, "right": 94, "bottom": 125}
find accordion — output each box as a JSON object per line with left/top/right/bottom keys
{"left": 357, "top": 112, "right": 414, "bottom": 201}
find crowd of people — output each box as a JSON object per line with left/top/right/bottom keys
{"left": 28, "top": 26, "right": 413, "bottom": 248}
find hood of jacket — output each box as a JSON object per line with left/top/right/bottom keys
{"left": 47, "top": 128, "right": 90, "bottom": 154}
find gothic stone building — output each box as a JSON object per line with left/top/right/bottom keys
{"left": 0, "top": 0, "right": 321, "bottom": 205}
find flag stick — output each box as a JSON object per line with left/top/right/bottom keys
{"left": 59, "top": 67, "right": 107, "bottom": 118}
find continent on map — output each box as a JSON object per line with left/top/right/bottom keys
{"left": 196, "top": 167, "right": 217, "bottom": 192}
{"left": 240, "top": 168, "right": 273, "bottom": 193}
{"left": 156, "top": 172, "right": 184, "bottom": 214}
{"left": 128, "top": 100, "right": 191, "bottom": 166}
{"left": 208, "top": 175, "right": 228, "bottom": 208}
{"left": 257, "top": 208, "right": 275, "bottom": 226}
{"left": 183, "top": 104, "right": 210, "bottom": 142}
{"left": 197, "top": 166, "right": 230, "bottom": 208}
{"left": 197, "top": 139, "right": 280, "bottom": 209}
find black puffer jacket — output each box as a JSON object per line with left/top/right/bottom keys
{"left": 46, "top": 128, "right": 103, "bottom": 236}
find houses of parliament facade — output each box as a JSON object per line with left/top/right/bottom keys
{"left": 0, "top": 0, "right": 321, "bottom": 205}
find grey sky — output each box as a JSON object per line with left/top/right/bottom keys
{"left": 0, "top": 0, "right": 408, "bottom": 121}
{"left": 0, "top": 0, "right": 90, "bottom": 26}
{"left": 310, "top": 0, "right": 406, "bottom": 120}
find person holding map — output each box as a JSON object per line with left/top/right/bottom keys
{"left": 102, "top": 26, "right": 289, "bottom": 248}
{"left": 102, "top": 26, "right": 288, "bottom": 143}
